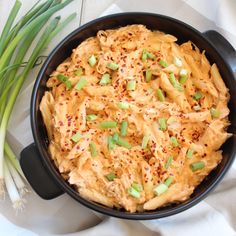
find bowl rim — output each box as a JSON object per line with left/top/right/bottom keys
{"left": 31, "top": 12, "right": 236, "bottom": 220}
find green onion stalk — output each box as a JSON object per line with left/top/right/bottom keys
{"left": 0, "top": 0, "right": 76, "bottom": 210}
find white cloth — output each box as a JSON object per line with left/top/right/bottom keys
{"left": 0, "top": 0, "right": 236, "bottom": 235}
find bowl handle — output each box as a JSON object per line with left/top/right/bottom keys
{"left": 203, "top": 30, "right": 236, "bottom": 75}
{"left": 20, "top": 143, "right": 64, "bottom": 200}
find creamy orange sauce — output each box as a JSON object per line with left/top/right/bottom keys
{"left": 40, "top": 25, "right": 231, "bottom": 212}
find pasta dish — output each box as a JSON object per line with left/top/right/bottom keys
{"left": 40, "top": 25, "right": 231, "bottom": 212}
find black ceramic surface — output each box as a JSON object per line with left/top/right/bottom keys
{"left": 20, "top": 13, "right": 236, "bottom": 220}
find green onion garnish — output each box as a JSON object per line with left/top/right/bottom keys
{"left": 100, "top": 121, "right": 117, "bottom": 129}
{"left": 145, "top": 69, "right": 152, "bottom": 82}
{"left": 90, "top": 142, "right": 97, "bottom": 157}
{"left": 112, "top": 132, "right": 119, "bottom": 142}
{"left": 157, "top": 88, "right": 165, "bottom": 102}
{"left": 154, "top": 183, "right": 168, "bottom": 196}
{"left": 141, "top": 135, "right": 150, "bottom": 149}
{"left": 74, "top": 68, "right": 83, "bottom": 76}
{"left": 158, "top": 117, "right": 167, "bottom": 131}
{"left": 88, "top": 55, "right": 97, "bottom": 67}
{"left": 186, "top": 148, "right": 194, "bottom": 159}
{"left": 107, "top": 62, "right": 119, "bottom": 70}
{"left": 57, "top": 74, "right": 71, "bottom": 90}
{"left": 71, "top": 132, "right": 82, "bottom": 142}
{"left": 75, "top": 77, "right": 87, "bottom": 90}
{"left": 107, "top": 136, "right": 115, "bottom": 150}
{"left": 116, "top": 137, "right": 132, "bottom": 149}
{"left": 86, "top": 114, "right": 97, "bottom": 121}
{"left": 146, "top": 51, "right": 155, "bottom": 59}
{"left": 164, "top": 177, "right": 173, "bottom": 187}
{"left": 193, "top": 105, "right": 201, "bottom": 111}
{"left": 210, "top": 108, "right": 220, "bottom": 118}
{"left": 120, "top": 121, "right": 128, "bottom": 137}
{"left": 142, "top": 49, "right": 154, "bottom": 62}
{"left": 173, "top": 57, "right": 182, "bottom": 67}
{"left": 128, "top": 187, "right": 140, "bottom": 198}
{"left": 118, "top": 101, "right": 129, "bottom": 109}
{"left": 190, "top": 161, "right": 205, "bottom": 171}
{"left": 169, "top": 72, "right": 183, "bottom": 91}
{"left": 192, "top": 91, "right": 202, "bottom": 100}
{"left": 170, "top": 136, "right": 179, "bottom": 147}
{"left": 159, "top": 59, "right": 168, "bottom": 68}
{"left": 105, "top": 172, "right": 116, "bottom": 181}
{"left": 131, "top": 182, "right": 143, "bottom": 192}
{"left": 165, "top": 155, "right": 173, "bottom": 169}
{"left": 179, "top": 69, "right": 188, "bottom": 84}
{"left": 126, "top": 80, "right": 136, "bottom": 91}
{"left": 100, "top": 73, "right": 110, "bottom": 85}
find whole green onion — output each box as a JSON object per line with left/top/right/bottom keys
{"left": 126, "top": 80, "right": 136, "bottom": 91}
{"left": 100, "top": 121, "right": 117, "bottom": 129}
{"left": 107, "top": 62, "right": 119, "bottom": 70}
{"left": 157, "top": 88, "right": 165, "bottom": 102}
{"left": 120, "top": 121, "right": 128, "bottom": 137}
{"left": 75, "top": 77, "right": 87, "bottom": 90}
{"left": 88, "top": 55, "right": 97, "bottom": 67}
{"left": 190, "top": 161, "right": 205, "bottom": 171}
{"left": 100, "top": 73, "right": 110, "bottom": 85}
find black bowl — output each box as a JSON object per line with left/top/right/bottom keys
{"left": 20, "top": 13, "right": 236, "bottom": 220}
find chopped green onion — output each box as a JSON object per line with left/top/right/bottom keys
{"left": 107, "top": 136, "right": 115, "bottom": 150}
{"left": 131, "top": 182, "right": 143, "bottom": 192}
{"left": 100, "top": 73, "right": 110, "bottom": 85}
{"left": 107, "top": 62, "right": 119, "bottom": 70}
{"left": 116, "top": 137, "right": 132, "bottom": 149}
{"left": 157, "top": 88, "right": 165, "bottom": 102}
{"left": 169, "top": 72, "right": 183, "bottom": 91}
{"left": 71, "top": 132, "right": 82, "bottom": 142}
{"left": 126, "top": 80, "right": 136, "bottom": 91}
{"left": 145, "top": 69, "right": 152, "bottom": 82}
{"left": 192, "top": 91, "right": 202, "bottom": 100}
{"left": 57, "top": 74, "right": 68, "bottom": 82}
{"left": 154, "top": 183, "right": 168, "bottom": 196}
{"left": 128, "top": 187, "right": 140, "bottom": 198}
{"left": 186, "top": 148, "right": 194, "bottom": 159}
{"left": 158, "top": 117, "right": 167, "bottom": 131}
{"left": 75, "top": 77, "right": 87, "bottom": 90}
{"left": 159, "top": 59, "right": 168, "bottom": 68}
{"left": 105, "top": 172, "right": 116, "bottom": 181}
{"left": 173, "top": 57, "right": 182, "bottom": 67}
{"left": 146, "top": 51, "right": 155, "bottom": 59}
{"left": 88, "top": 55, "right": 96, "bottom": 67}
{"left": 190, "top": 161, "right": 205, "bottom": 171}
{"left": 193, "top": 105, "right": 201, "bottom": 111}
{"left": 180, "top": 69, "right": 188, "bottom": 77}
{"left": 100, "top": 121, "right": 117, "bottom": 129}
{"left": 170, "top": 136, "right": 179, "bottom": 147}
{"left": 86, "top": 114, "right": 97, "bottom": 121}
{"left": 118, "top": 101, "right": 130, "bottom": 109}
{"left": 164, "top": 177, "right": 173, "bottom": 187}
{"left": 90, "top": 142, "right": 97, "bottom": 157}
{"left": 142, "top": 49, "right": 154, "bottom": 62}
{"left": 210, "top": 108, "right": 220, "bottom": 118}
{"left": 120, "top": 121, "right": 128, "bottom": 137}
{"left": 112, "top": 132, "right": 119, "bottom": 142}
{"left": 141, "top": 135, "right": 150, "bottom": 149}
{"left": 74, "top": 68, "right": 83, "bottom": 76}
{"left": 165, "top": 155, "right": 173, "bottom": 169}
{"left": 65, "top": 80, "right": 72, "bottom": 90}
